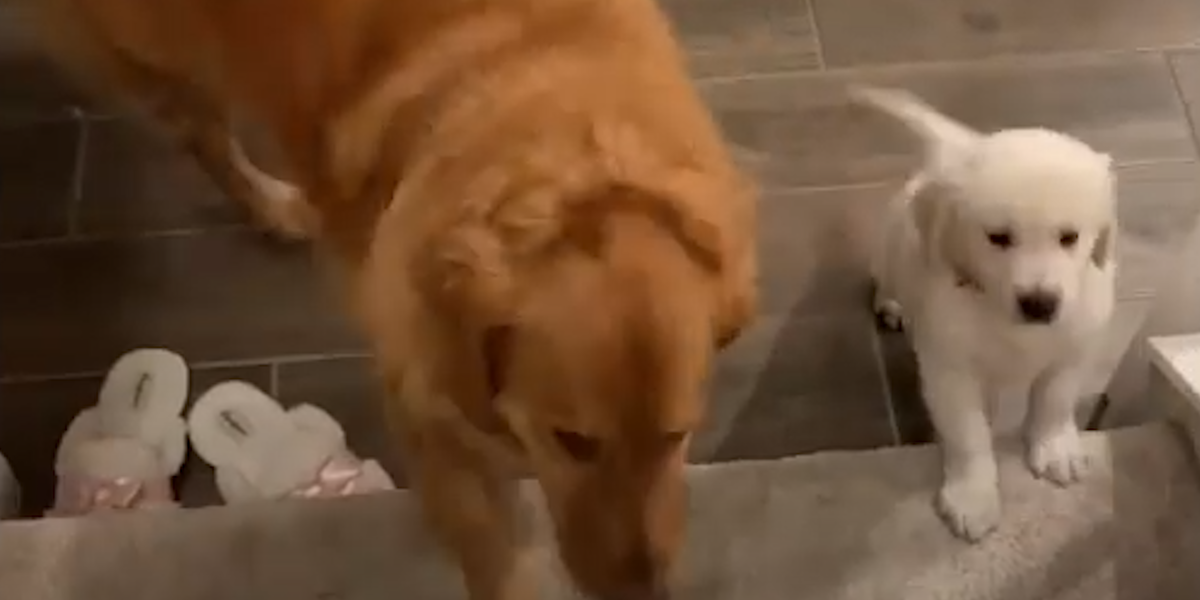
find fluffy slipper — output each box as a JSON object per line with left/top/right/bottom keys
{"left": 188, "top": 381, "right": 395, "bottom": 503}
{"left": 49, "top": 349, "right": 188, "bottom": 517}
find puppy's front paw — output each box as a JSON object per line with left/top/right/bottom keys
{"left": 935, "top": 476, "right": 1001, "bottom": 542}
{"left": 873, "top": 297, "right": 904, "bottom": 332}
{"left": 1028, "top": 427, "right": 1089, "bottom": 486}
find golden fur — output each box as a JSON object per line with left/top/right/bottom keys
{"left": 19, "top": 0, "right": 758, "bottom": 597}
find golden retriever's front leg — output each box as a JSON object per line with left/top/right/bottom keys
{"left": 400, "top": 420, "right": 538, "bottom": 600}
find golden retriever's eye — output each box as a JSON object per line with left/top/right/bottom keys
{"left": 554, "top": 429, "right": 600, "bottom": 462}
{"left": 1059, "top": 230, "right": 1079, "bottom": 248}
{"left": 986, "top": 230, "right": 1014, "bottom": 249}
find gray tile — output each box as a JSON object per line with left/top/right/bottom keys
{"left": 1115, "top": 162, "right": 1200, "bottom": 299}
{"left": 711, "top": 386, "right": 896, "bottom": 461}
{"left": 1104, "top": 225, "right": 1200, "bottom": 427}
{"left": 1171, "top": 51, "right": 1200, "bottom": 129}
{"left": 703, "top": 53, "right": 1191, "bottom": 189}
{"left": 697, "top": 187, "right": 891, "bottom": 458}
{"left": 694, "top": 315, "right": 788, "bottom": 459}
{"left": 77, "top": 119, "right": 243, "bottom": 235}
{"left": 0, "top": 230, "right": 363, "bottom": 379}
{"left": 275, "top": 358, "right": 406, "bottom": 488}
{"left": 811, "top": 0, "right": 1200, "bottom": 67}
{"left": 1140, "top": 225, "right": 1200, "bottom": 337}
{"left": 0, "top": 8, "right": 87, "bottom": 122}
{"left": 0, "top": 119, "right": 79, "bottom": 241}
{"left": 757, "top": 187, "right": 886, "bottom": 317}
{"left": 709, "top": 312, "right": 894, "bottom": 461}
{"left": 659, "top": 0, "right": 820, "bottom": 79}
{"left": 876, "top": 328, "right": 928, "bottom": 445}
{"left": 0, "top": 365, "right": 269, "bottom": 516}
{"left": 1084, "top": 299, "right": 1153, "bottom": 398}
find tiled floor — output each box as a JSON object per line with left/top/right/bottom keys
{"left": 3, "top": 2, "right": 1200, "bottom": 515}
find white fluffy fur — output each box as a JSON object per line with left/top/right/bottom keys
{"left": 854, "top": 86, "right": 1118, "bottom": 542}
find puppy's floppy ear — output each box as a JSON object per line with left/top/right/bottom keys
{"left": 909, "top": 178, "right": 957, "bottom": 269}
{"left": 1091, "top": 222, "right": 1115, "bottom": 269}
{"left": 1089, "top": 153, "right": 1117, "bottom": 269}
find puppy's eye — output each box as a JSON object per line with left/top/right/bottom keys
{"left": 554, "top": 429, "right": 600, "bottom": 462}
{"left": 1059, "top": 230, "right": 1079, "bottom": 248}
{"left": 986, "top": 231, "right": 1014, "bottom": 249}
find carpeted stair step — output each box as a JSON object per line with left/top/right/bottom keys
{"left": 2, "top": 422, "right": 1198, "bottom": 600}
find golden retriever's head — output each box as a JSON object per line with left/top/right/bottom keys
{"left": 500, "top": 210, "right": 712, "bottom": 598}
{"left": 420, "top": 180, "right": 755, "bottom": 599}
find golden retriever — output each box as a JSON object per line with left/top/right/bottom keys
{"left": 18, "top": 0, "right": 758, "bottom": 597}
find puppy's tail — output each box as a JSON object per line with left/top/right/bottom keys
{"left": 849, "top": 85, "right": 980, "bottom": 169}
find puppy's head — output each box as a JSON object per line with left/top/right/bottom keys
{"left": 917, "top": 130, "right": 1116, "bottom": 324}
{"left": 412, "top": 179, "right": 755, "bottom": 599}
{"left": 853, "top": 85, "right": 1116, "bottom": 325}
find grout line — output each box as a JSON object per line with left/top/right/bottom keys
{"left": 695, "top": 44, "right": 1200, "bottom": 85}
{"left": 868, "top": 326, "right": 903, "bottom": 446}
{"left": 754, "top": 156, "right": 1198, "bottom": 197}
{"left": 0, "top": 148, "right": 1190, "bottom": 250}
{"left": 1111, "top": 156, "right": 1200, "bottom": 169}
{"left": 0, "top": 149, "right": 1190, "bottom": 251}
{"left": 0, "top": 351, "right": 370, "bottom": 385}
{"left": 0, "top": 223, "right": 252, "bottom": 250}
{"left": 1166, "top": 53, "right": 1200, "bottom": 161}
{"left": 802, "top": 0, "right": 826, "bottom": 70}
{"left": 83, "top": 112, "right": 120, "bottom": 123}
{"left": 269, "top": 362, "right": 281, "bottom": 397}
{"left": 65, "top": 107, "right": 88, "bottom": 237}
{"left": 0, "top": 111, "right": 81, "bottom": 129}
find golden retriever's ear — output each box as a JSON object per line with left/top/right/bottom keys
{"left": 1091, "top": 223, "right": 1115, "bottom": 269}
{"left": 651, "top": 170, "right": 759, "bottom": 349}
{"left": 406, "top": 222, "right": 519, "bottom": 431}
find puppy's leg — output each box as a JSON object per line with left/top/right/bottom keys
{"left": 869, "top": 238, "right": 904, "bottom": 331}
{"left": 871, "top": 281, "right": 904, "bottom": 331}
{"left": 920, "top": 360, "right": 1000, "bottom": 542}
{"left": 1024, "top": 365, "right": 1088, "bottom": 486}
{"left": 870, "top": 203, "right": 907, "bottom": 332}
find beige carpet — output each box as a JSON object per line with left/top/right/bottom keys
{"left": 1, "top": 423, "right": 1198, "bottom": 600}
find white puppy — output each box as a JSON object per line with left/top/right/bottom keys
{"left": 854, "top": 86, "right": 1117, "bottom": 542}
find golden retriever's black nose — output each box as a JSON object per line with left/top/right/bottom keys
{"left": 1017, "top": 292, "right": 1059, "bottom": 323}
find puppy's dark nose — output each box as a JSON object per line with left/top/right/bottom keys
{"left": 1017, "top": 292, "right": 1059, "bottom": 323}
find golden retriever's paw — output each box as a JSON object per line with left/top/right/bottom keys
{"left": 229, "top": 138, "right": 315, "bottom": 242}
{"left": 257, "top": 191, "right": 315, "bottom": 242}
{"left": 935, "top": 476, "right": 1000, "bottom": 542}
{"left": 1027, "top": 427, "right": 1089, "bottom": 486}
